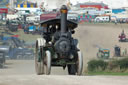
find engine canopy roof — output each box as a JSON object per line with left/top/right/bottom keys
{"left": 40, "top": 18, "right": 78, "bottom": 30}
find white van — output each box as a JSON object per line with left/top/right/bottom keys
{"left": 7, "top": 14, "right": 19, "bottom": 20}
{"left": 95, "top": 16, "right": 110, "bottom": 22}
{"left": 67, "top": 13, "right": 78, "bottom": 22}
{"left": 26, "top": 16, "right": 40, "bottom": 22}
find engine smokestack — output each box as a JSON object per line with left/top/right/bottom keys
{"left": 60, "top": 5, "right": 68, "bottom": 33}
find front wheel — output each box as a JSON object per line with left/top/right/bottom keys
{"left": 68, "top": 64, "right": 76, "bottom": 75}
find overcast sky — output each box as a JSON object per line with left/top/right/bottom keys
{"left": 30, "top": 0, "right": 128, "bottom": 8}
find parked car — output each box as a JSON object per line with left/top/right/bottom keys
{"left": 8, "top": 20, "right": 19, "bottom": 32}
{"left": 0, "top": 45, "right": 10, "bottom": 68}
{"left": 0, "top": 20, "right": 6, "bottom": 30}
{"left": 0, "top": 52, "right": 5, "bottom": 68}
{"left": 9, "top": 48, "right": 34, "bottom": 60}
{"left": 95, "top": 16, "right": 110, "bottom": 22}
{"left": 67, "top": 13, "right": 78, "bottom": 22}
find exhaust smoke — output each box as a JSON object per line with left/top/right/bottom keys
{"left": 45, "top": 0, "right": 67, "bottom": 10}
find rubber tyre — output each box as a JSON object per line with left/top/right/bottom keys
{"left": 0, "top": 62, "right": 4, "bottom": 68}
{"left": 97, "top": 52, "right": 102, "bottom": 58}
{"left": 17, "top": 55, "right": 22, "bottom": 60}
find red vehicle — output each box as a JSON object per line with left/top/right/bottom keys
{"left": 119, "top": 30, "right": 127, "bottom": 42}
{"left": 40, "top": 12, "right": 60, "bottom": 21}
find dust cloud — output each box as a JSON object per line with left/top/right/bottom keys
{"left": 46, "top": 0, "right": 67, "bottom": 9}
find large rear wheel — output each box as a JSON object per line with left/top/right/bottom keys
{"left": 68, "top": 51, "right": 83, "bottom": 75}
{"left": 76, "top": 51, "right": 83, "bottom": 75}
{"left": 43, "top": 50, "right": 51, "bottom": 75}
{"left": 35, "top": 41, "right": 44, "bottom": 75}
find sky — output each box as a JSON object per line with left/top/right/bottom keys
{"left": 30, "top": 0, "right": 128, "bottom": 9}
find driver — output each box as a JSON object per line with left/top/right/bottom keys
{"left": 42, "top": 24, "right": 52, "bottom": 43}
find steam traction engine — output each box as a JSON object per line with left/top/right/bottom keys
{"left": 35, "top": 5, "right": 83, "bottom": 75}
{"left": 119, "top": 30, "right": 127, "bottom": 42}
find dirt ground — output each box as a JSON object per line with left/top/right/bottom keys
{"left": 1, "top": 23, "right": 128, "bottom": 85}
{"left": 75, "top": 23, "right": 128, "bottom": 69}
{"left": 1, "top": 60, "right": 128, "bottom": 85}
